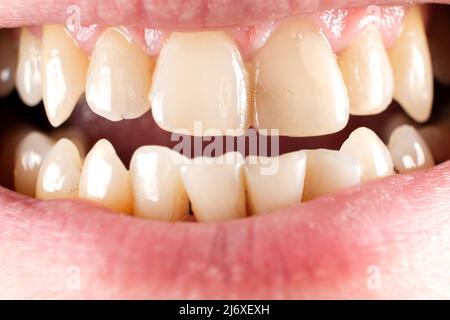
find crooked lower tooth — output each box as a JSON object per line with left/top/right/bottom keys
{"left": 338, "top": 27, "right": 394, "bottom": 115}
{"left": 388, "top": 125, "right": 435, "bottom": 173}
{"left": 303, "top": 149, "right": 361, "bottom": 201}
{"left": 245, "top": 151, "right": 306, "bottom": 215}
{"left": 388, "top": 6, "right": 433, "bottom": 123}
{"left": 0, "top": 29, "right": 17, "bottom": 97}
{"left": 42, "top": 25, "right": 89, "bottom": 127}
{"left": 16, "top": 27, "right": 42, "bottom": 107}
{"left": 36, "top": 138, "right": 82, "bottom": 200}
{"left": 252, "top": 19, "right": 349, "bottom": 137}
{"left": 130, "top": 146, "right": 190, "bottom": 221}
{"left": 86, "top": 28, "right": 154, "bottom": 121}
{"left": 150, "top": 32, "right": 249, "bottom": 136}
{"left": 79, "top": 139, "right": 133, "bottom": 214}
{"left": 14, "top": 131, "right": 54, "bottom": 197}
{"left": 180, "top": 153, "right": 246, "bottom": 222}
{"left": 340, "top": 127, "right": 394, "bottom": 182}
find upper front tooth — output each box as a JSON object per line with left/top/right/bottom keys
{"left": 41, "top": 25, "right": 89, "bottom": 127}
{"left": 252, "top": 19, "right": 349, "bottom": 137}
{"left": 245, "top": 151, "right": 306, "bottom": 215}
{"left": 16, "top": 27, "right": 42, "bottom": 107}
{"left": 388, "top": 6, "right": 433, "bottom": 123}
{"left": 86, "top": 28, "right": 154, "bottom": 121}
{"left": 130, "top": 146, "right": 190, "bottom": 221}
{"left": 180, "top": 153, "right": 246, "bottom": 222}
{"left": 36, "top": 138, "right": 83, "bottom": 200}
{"left": 303, "top": 149, "right": 361, "bottom": 201}
{"left": 150, "top": 32, "right": 249, "bottom": 136}
{"left": 0, "top": 29, "right": 17, "bottom": 97}
{"left": 340, "top": 127, "right": 394, "bottom": 182}
{"left": 79, "top": 139, "right": 133, "bottom": 214}
{"left": 338, "top": 27, "right": 394, "bottom": 116}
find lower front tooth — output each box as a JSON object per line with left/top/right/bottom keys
{"left": 79, "top": 139, "right": 133, "bottom": 214}
{"left": 36, "top": 138, "right": 83, "bottom": 200}
{"left": 0, "top": 29, "right": 17, "bottom": 97}
{"left": 180, "top": 153, "right": 246, "bottom": 222}
{"left": 245, "top": 151, "right": 306, "bottom": 215}
{"left": 340, "top": 127, "right": 394, "bottom": 182}
{"left": 303, "top": 149, "right": 361, "bottom": 201}
{"left": 130, "top": 146, "right": 189, "bottom": 221}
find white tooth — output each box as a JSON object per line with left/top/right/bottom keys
{"left": 428, "top": 7, "right": 450, "bottom": 85}
{"left": 252, "top": 19, "right": 349, "bottom": 137}
{"left": 16, "top": 27, "right": 42, "bottom": 107}
{"left": 130, "top": 146, "right": 190, "bottom": 221}
{"left": 245, "top": 151, "right": 306, "bottom": 215}
{"left": 303, "top": 149, "right": 361, "bottom": 201}
{"left": 51, "top": 128, "right": 87, "bottom": 157}
{"left": 338, "top": 27, "right": 394, "bottom": 115}
{"left": 14, "top": 131, "right": 54, "bottom": 197}
{"left": 79, "top": 139, "right": 133, "bottom": 214}
{"left": 86, "top": 28, "right": 154, "bottom": 121}
{"left": 36, "top": 138, "right": 82, "bottom": 200}
{"left": 180, "top": 153, "right": 246, "bottom": 222}
{"left": 41, "top": 25, "right": 89, "bottom": 127}
{"left": 0, "top": 29, "right": 17, "bottom": 97}
{"left": 150, "top": 31, "right": 249, "bottom": 136}
{"left": 340, "top": 127, "right": 394, "bottom": 182}
{"left": 388, "top": 6, "right": 433, "bottom": 123}
{"left": 388, "top": 125, "right": 435, "bottom": 173}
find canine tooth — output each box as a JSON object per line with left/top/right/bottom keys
{"left": 130, "top": 146, "right": 189, "bottom": 221}
{"left": 388, "top": 125, "right": 435, "bottom": 173}
{"left": 245, "top": 151, "right": 306, "bottom": 215}
{"left": 41, "top": 25, "right": 88, "bottom": 127}
{"left": 340, "top": 127, "right": 394, "bottom": 182}
{"left": 428, "top": 6, "right": 450, "bottom": 85}
{"left": 0, "top": 29, "right": 17, "bottom": 97}
{"left": 388, "top": 6, "right": 433, "bottom": 123}
{"left": 86, "top": 28, "right": 153, "bottom": 121}
{"left": 303, "top": 150, "right": 361, "bottom": 201}
{"left": 79, "top": 139, "right": 133, "bottom": 214}
{"left": 252, "top": 19, "right": 349, "bottom": 137}
{"left": 338, "top": 27, "right": 394, "bottom": 115}
{"left": 14, "top": 131, "right": 54, "bottom": 197}
{"left": 36, "top": 138, "right": 82, "bottom": 200}
{"left": 180, "top": 153, "right": 246, "bottom": 222}
{"left": 150, "top": 32, "right": 249, "bottom": 136}
{"left": 16, "top": 28, "right": 42, "bottom": 107}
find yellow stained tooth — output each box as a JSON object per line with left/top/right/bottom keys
{"left": 338, "top": 27, "right": 394, "bottom": 115}
{"left": 340, "top": 127, "right": 394, "bottom": 182}
{"left": 0, "top": 29, "right": 17, "bottom": 97}
{"left": 389, "top": 125, "right": 435, "bottom": 173}
{"left": 16, "top": 27, "right": 42, "bottom": 107}
{"left": 86, "top": 28, "right": 154, "bottom": 121}
{"left": 36, "top": 138, "right": 82, "bottom": 200}
{"left": 41, "top": 25, "right": 88, "bottom": 127}
{"left": 150, "top": 31, "right": 249, "bottom": 136}
{"left": 14, "top": 131, "right": 54, "bottom": 197}
{"left": 130, "top": 146, "right": 190, "bottom": 221}
{"left": 252, "top": 19, "right": 349, "bottom": 137}
{"left": 388, "top": 6, "right": 433, "bottom": 123}
{"left": 79, "top": 139, "right": 133, "bottom": 214}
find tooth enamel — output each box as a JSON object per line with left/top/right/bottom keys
{"left": 388, "top": 6, "right": 433, "bottom": 123}
{"left": 130, "top": 146, "right": 190, "bottom": 221}
{"left": 338, "top": 27, "right": 394, "bottom": 115}
{"left": 79, "top": 139, "right": 133, "bottom": 214}
{"left": 252, "top": 19, "right": 349, "bottom": 137}
{"left": 388, "top": 125, "right": 435, "bottom": 173}
{"left": 86, "top": 28, "right": 154, "bottom": 121}
{"left": 180, "top": 153, "right": 246, "bottom": 222}
{"left": 428, "top": 7, "right": 450, "bottom": 85}
{"left": 340, "top": 127, "right": 394, "bottom": 182}
{"left": 14, "top": 131, "right": 54, "bottom": 197}
{"left": 51, "top": 128, "right": 87, "bottom": 157}
{"left": 150, "top": 32, "right": 249, "bottom": 136}
{"left": 0, "top": 29, "right": 17, "bottom": 97}
{"left": 245, "top": 151, "right": 306, "bottom": 215}
{"left": 41, "top": 25, "right": 89, "bottom": 127}
{"left": 303, "top": 149, "right": 361, "bottom": 201}
{"left": 36, "top": 138, "right": 82, "bottom": 200}
{"left": 16, "top": 28, "right": 42, "bottom": 107}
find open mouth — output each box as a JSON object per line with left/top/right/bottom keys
{"left": 1, "top": 0, "right": 450, "bottom": 299}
